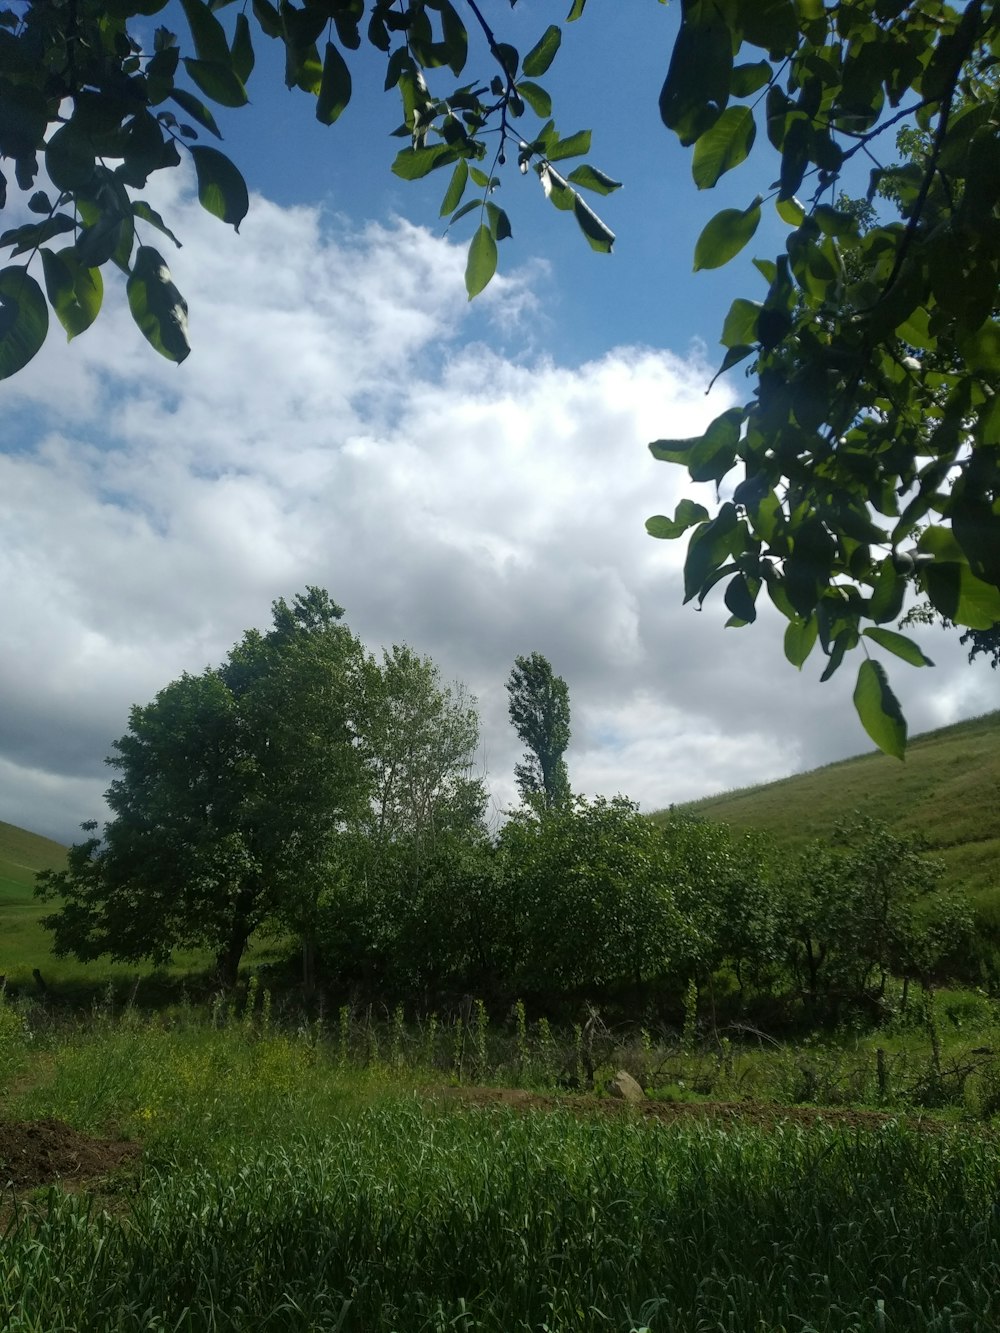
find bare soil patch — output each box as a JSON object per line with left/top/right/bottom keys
{"left": 0, "top": 1118, "right": 140, "bottom": 1192}
{"left": 428, "top": 1085, "right": 948, "bottom": 1132}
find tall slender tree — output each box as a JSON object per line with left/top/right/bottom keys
{"left": 506, "top": 652, "right": 572, "bottom": 812}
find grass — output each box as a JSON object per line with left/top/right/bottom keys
{"left": 0, "top": 819, "right": 66, "bottom": 901}
{"left": 5, "top": 1003, "right": 1000, "bottom": 1331}
{"left": 655, "top": 709, "right": 1000, "bottom": 902}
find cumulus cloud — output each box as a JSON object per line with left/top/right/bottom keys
{"left": 1, "top": 175, "right": 995, "bottom": 844}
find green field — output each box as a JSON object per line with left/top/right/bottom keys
{"left": 656, "top": 709, "right": 1000, "bottom": 902}
{"left": 4, "top": 1006, "right": 1000, "bottom": 1331}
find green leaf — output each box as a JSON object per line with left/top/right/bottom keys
{"left": 465, "top": 223, "right": 497, "bottom": 299}
{"left": 853, "top": 659, "right": 906, "bottom": 760}
{"left": 0, "top": 266, "right": 48, "bottom": 378}
{"left": 485, "top": 201, "right": 512, "bottom": 242}
{"left": 132, "top": 201, "right": 182, "bottom": 248}
{"left": 45, "top": 124, "right": 95, "bottom": 193}
{"left": 126, "top": 245, "right": 190, "bottom": 363}
{"left": 439, "top": 0, "right": 468, "bottom": 75}
{"left": 683, "top": 503, "right": 740, "bottom": 603}
{"left": 565, "top": 164, "right": 621, "bottom": 195}
{"left": 741, "top": 0, "right": 799, "bottom": 57}
{"left": 720, "top": 297, "right": 760, "bottom": 348}
{"left": 925, "top": 563, "right": 1000, "bottom": 630}
{"left": 231, "top": 12, "right": 255, "bottom": 83}
{"left": 1, "top": 216, "right": 75, "bottom": 255}
{"left": 645, "top": 499, "right": 709, "bottom": 540}
{"left": 692, "top": 106, "right": 756, "bottom": 189}
{"left": 41, "top": 246, "right": 102, "bottom": 340}
{"left": 180, "top": 0, "right": 231, "bottom": 65}
{"left": 694, "top": 200, "right": 761, "bottom": 270}
{"left": 444, "top": 198, "right": 481, "bottom": 230}
{"left": 316, "top": 41, "right": 352, "bottom": 124}
{"left": 547, "top": 130, "right": 591, "bottom": 162}
{"left": 862, "top": 628, "right": 933, "bottom": 667}
{"left": 566, "top": 0, "right": 587, "bottom": 19}
{"left": 572, "top": 194, "right": 614, "bottom": 253}
{"left": 440, "top": 159, "right": 468, "bottom": 217}
{"left": 182, "top": 58, "right": 248, "bottom": 108}
{"left": 169, "top": 88, "right": 223, "bottom": 138}
{"left": 189, "top": 146, "right": 249, "bottom": 230}
{"left": 958, "top": 321, "right": 1000, "bottom": 372}
{"left": 391, "top": 144, "right": 457, "bottom": 181}
{"left": 522, "top": 25, "right": 561, "bottom": 77}
{"left": 775, "top": 195, "right": 804, "bottom": 225}
{"left": 516, "top": 80, "right": 552, "bottom": 118}
{"left": 730, "top": 60, "right": 772, "bottom": 97}
{"left": 724, "top": 573, "right": 759, "bottom": 623}
{"left": 868, "top": 558, "right": 905, "bottom": 624}
{"left": 784, "top": 614, "right": 818, "bottom": 668}
{"left": 659, "top": 15, "right": 732, "bottom": 146}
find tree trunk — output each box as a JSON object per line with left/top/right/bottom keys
{"left": 302, "top": 935, "right": 316, "bottom": 994}
{"left": 216, "top": 921, "right": 250, "bottom": 988}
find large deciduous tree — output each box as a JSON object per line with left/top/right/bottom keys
{"left": 506, "top": 651, "right": 572, "bottom": 811}
{"left": 36, "top": 588, "right": 369, "bottom": 984}
{"left": 3, "top": 0, "right": 997, "bottom": 749}
{"left": 356, "top": 643, "right": 486, "bottom": 856}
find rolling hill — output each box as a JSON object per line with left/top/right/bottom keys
{"left": 656, "top": 709, "right": 999, "bottom": 903}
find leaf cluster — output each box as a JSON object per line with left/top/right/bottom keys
{"left": 0, "top": 0, "right": 619, "bottom": 369}
{"left": 650, "top": 0, "right": 1000, "bottom": 754}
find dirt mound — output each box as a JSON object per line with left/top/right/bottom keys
{"left": 429, "top": 1086, "right": 945, "bottom": 1132}
{"left": 0, "top": 1119, "right": 140, "bottom": 1192}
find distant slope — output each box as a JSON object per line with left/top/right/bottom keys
{"left": 656, "top": 710, "right": 1000, "bottom": 901}
{"left": 0, "top": 820, "right": 67, "bottom": 900}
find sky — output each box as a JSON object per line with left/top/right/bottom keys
{"left": 1, "top": 2, "right": 996, "bottom": 845}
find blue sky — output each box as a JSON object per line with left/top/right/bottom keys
{"left": 1, "top": 2, "right": 996, "bottom": 844}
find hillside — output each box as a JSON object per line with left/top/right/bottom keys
{"left": 658, "top": 710, "right": 1000, "bottom": 902}
{"left": 0, "top": 820, "right": 67, "bottom": 897}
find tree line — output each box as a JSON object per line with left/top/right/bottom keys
{"left": 37, "top": 589, "right": 973, "bottom": 1021}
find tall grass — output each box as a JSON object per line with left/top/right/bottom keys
{"left": 4, "top": 1105, "right": 1000, "bottom": 1331}
{"left": 4, "top": 1007, "right": 1000, "bottom": 1331}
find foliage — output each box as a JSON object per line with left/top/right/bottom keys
{"left": 36, "top": 588, "right": 369, "bottom": 983}
{"left": 355, "top": 643, "right": 486, "bottom": 858}
{"left": 662, "top": 814, "right": 785, "bottom": 990}
{"left": 496, "top": 795, "right": 694, "bottom": 1003}
{"left": 505, "top": 650, "right": 572, "bottom": 811}
{"left": 3, "top": 2, "right": 997, "bottom": 754}
{"left": 648, "top": 0, "right": 1000, "bottom": 754}
{"left": 781, "top": 815, "right": 973, "bottom": 1012}
{"left": 961, "top": 623, "right": 1000, "bottom": 668}
{"left": 0, "top": 0, "right": 618, "bottom": 372}
{"left": 319, "top": 829, "right": 500, "bottom": 1002}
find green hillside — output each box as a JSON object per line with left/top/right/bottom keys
{"left": 0, "top": 819, "right": 67, "bottom": 896}
{"left": 659, "top": 710, "right": 1000, "bottom": 903}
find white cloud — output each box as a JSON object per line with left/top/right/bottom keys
{"left": 1, "top": 177, "right": 995, "bottom": 844}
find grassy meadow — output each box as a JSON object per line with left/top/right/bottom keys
{"left": 5, "top": 997, "right": 1000, "bottom": 1331}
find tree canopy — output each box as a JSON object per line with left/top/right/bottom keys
{"left": 36, "top": 588, "right": 369, "bottom": 984}
{"left": 3, "top": 0, "right": 997, "bottom": 751}
{"left": 506, "top": 651, "right": 572, "bottom": 811}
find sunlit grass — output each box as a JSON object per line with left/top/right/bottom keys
{"left": 3, "top": 1007, "right": 1000, "bottom": 1330}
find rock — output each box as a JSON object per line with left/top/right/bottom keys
{"left": 608, "top": 1070, "right": 645, "bottom": 1103}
